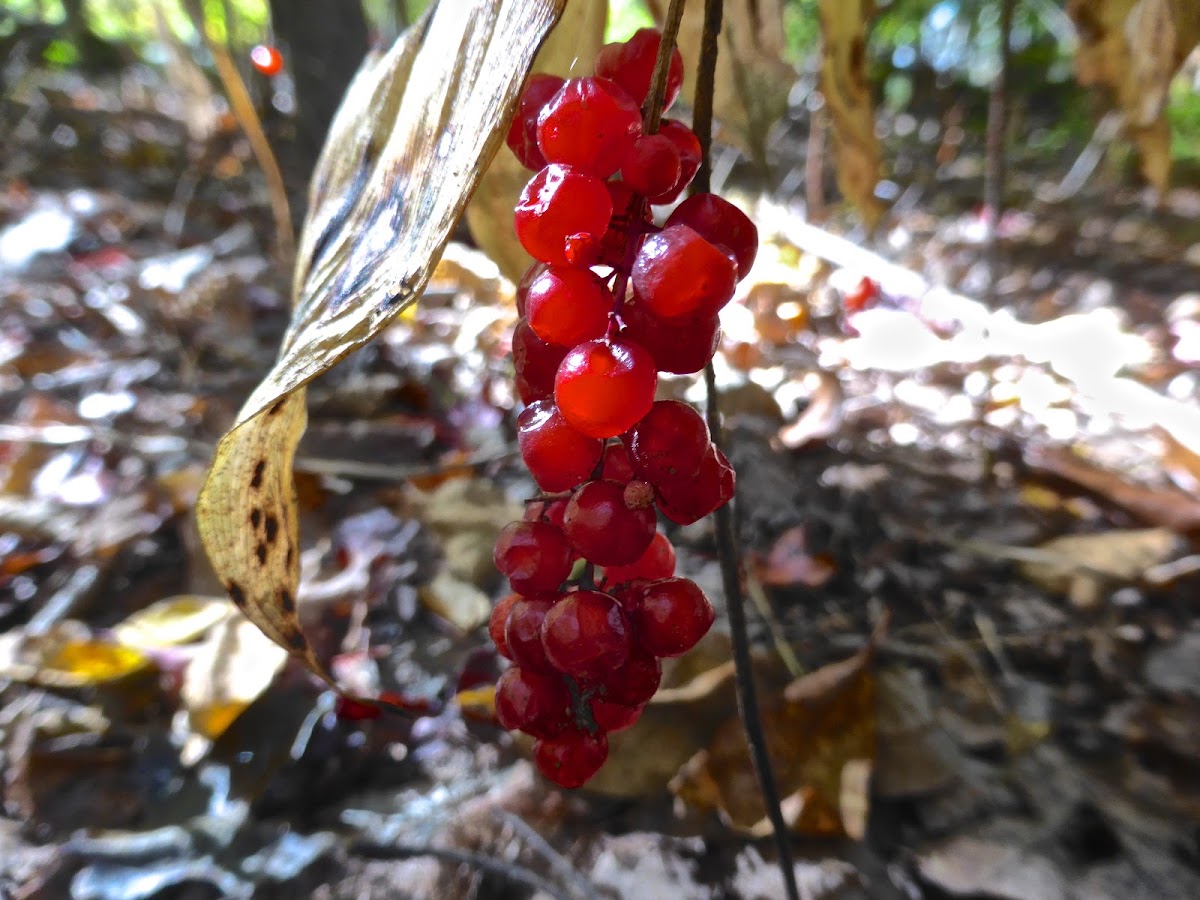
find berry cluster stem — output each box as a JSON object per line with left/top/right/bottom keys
{"left": 690, "top": 1, "right": 801, "bottom": 898}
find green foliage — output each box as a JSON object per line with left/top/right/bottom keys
{"left": 607, "top": 0, "right": 653, "bottom": 43}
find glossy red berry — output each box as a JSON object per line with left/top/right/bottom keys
{"left": 599, "top": 181, "right": 652, "bottom": 268}
{"left": 600, "top": 441, "right": 636, "bottom": 483}
{"left": 667, "top": 193, "right": 759, "bottom": 279}
{"left": 628, "top": 577, "right": 716, "bottom": 657}
{"left": 626, "top": 400, "right": 711, "bottom": 483}
{"left": 602, "top": 531, "right": 676, "bottom": 585}
{"left": 495, "top": 666, "right": 571, "bottom": 738}
{"left": 594, "top": 28, "right": 684, "bottom": 109}
{"left": 505, "top": 594, "right": 560, "bottom": 672}
{"left": 541, "top": 589, "right": 631, "bottom": 679}
{"left": 654, "top": 445, "right": 736, "bottom": 526}
{"left": 250, "top": 44, "right": 283, "bottom": 76}
{"left": 555, "top": 338, "right": 657, "bottom": 439}
{"left": 536, "top": 77, "right": 642, "bottom": 178}
{"left": 632, "top": 224, "right": 737, "bottom": 320}
{"left": 506, "top": 74, "right": 565, "bottom": 170}
{"left": 515, "top": 165, "right": 612, "bottom": 266}
{"left": 619, "top": 304, "right": 720, "bottom": 376}
{"left": 524, "top": 266, "right": 611, "bottom": 347}
{"left": 647, "top": 120, "right": 702, "bottom": 204}
{"left": 493, "top": 521, "right": 573, "bottom": 594}
{"left": 534, "top": 730, "right": 609, "bottom": 788}
{"left": 594, "top": 645, "right": 662, "bottom": 707}
{"left": 518, "top": 400, "right": 603, "bottom": 493}
{"left": 515, "top": 262, "right": 548, "bottom": 317}
{"left": 513, "top": 319, "right": 568, "bottom": 404}
{"left": 489, "top": 593, "right": 521, "bottom": 659}
{"left": 524, "top": 497, "right": 569, "bottom": 530}
{"left": 590, "top": 700, "right": 642, "bottom": 733}
{"left": 563, "top": 480, "right": 656, "bottom": 566}
{"left": 622, "top": 134, "right": 682, "bottom": 198}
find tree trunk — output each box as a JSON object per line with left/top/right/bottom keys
{"left": 267, "top": 0, "right": 370, "bottom": 219}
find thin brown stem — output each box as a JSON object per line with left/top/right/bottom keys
{"left": 643, "top": 0, "right": 687, "bottom": 135}
{"left": 694, "top": 2, "right": 800, "bottom": 898}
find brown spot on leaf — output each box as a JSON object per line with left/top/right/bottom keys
{"left": 227, "top": 582, "right": 246, "bottom": 606}
{"left": 256, "top": 543, "right": 268, "bottom": 565}
{"left": 286, "top": 629, "right": 307, "bottom": 651}
{"left": 279, "top": 588, "right": 295, "bottom": 614}
{"left": 267, "top": 398, "right": 285, "bottom": 417}
{"left": 250, "top": 509, "right": 262, "bottom": 529}
{"left": 286, "top": 546, "right": 295, "bottom": 568}
{"left": 264, "top": 516, "right": 279, "bottom": 544}
{"left": 251, "top": 460, "right": 265, "bottom": 489}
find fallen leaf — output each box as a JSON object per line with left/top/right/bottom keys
{"left": 112, "top": 596, "right": 233, "bottom": 650}
{"left": 195, "top": 1, "right": 567, "bottom": 690}
{"left": 1018, "top": 527, "right": 1183, "bottom": 601}
{"left": 0, "top": 624, "right": 152, "bottom": 688}
{"left": 751, "top": 525, "right": 837, "bottom": 588}
{"left": 419, "top": 571, "right": 492, "bottom": 631}
{"left": 776, "top": 370, "right": 845, "bottom": 450}
{"left": 916, "top": 834, "right": 1068, "bottom": 900}
{"left": 1158, "top": 425, "right": 1200, "bottom": 494}
{"left": 670, "top": 623, "right": 883, "bottom": 836}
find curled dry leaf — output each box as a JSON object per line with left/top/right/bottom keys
{"left": 0, "top": 624, "right": 152, "bottom": 689}
{"left": 112, "top": 595, "right": 233, "bottom": 650}
{"left": 1019, "top": 527, "right": 1184, "bottom": 606}
{"left": 195, "top": 1, "right": 567, "bottom": 690}
{"left": 818, "top": 0, "right": 883, "bottom": 227}
{"left": 670, "top": 621, "right": 885, "bottom": 836}
{"left": 776, "top": 370, "right": 845, "bottom": 450}
{"left": 1067, "top": 0, "right": 1200, "bottom": 190}
{"left": 466, "top": 0, "right": 608, "bottom": 282}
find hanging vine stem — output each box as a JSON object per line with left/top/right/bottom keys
{"left": 689, "top": 1, "right": 801, "bottom": 898}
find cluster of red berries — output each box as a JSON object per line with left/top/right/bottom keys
{"left": 489, "top": 29, "right": 758, "bottom": 789}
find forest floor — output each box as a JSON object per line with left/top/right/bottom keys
{"left": 1, "top": 61, "right": 1200, "bottom": 900}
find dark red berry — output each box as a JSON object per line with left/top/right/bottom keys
{"left": 563, "top": 480, "right": 656, "bottom": 566}
{"left": 594, "top": 644, "right": 662, "bottom": 707}
{"left": 533, "top": 730, "right": 609, "bottom": 788}
{"left": 626, "top": 400, "right": 711, "bottom": 483}
{"left": 515, "top": 165, "right": 612, "bottom": 266}
{"left": 555, "top": 338, "right": 657, "bottom": 439}
{"left": 594, "top": 28, "right": 684, "bottom": 109}
{"left": 518, "top": 400, "right": 604, "bottom": 493}
{"left": 505, "top": 594, "right": 559, "bottom": 672}
{"left": 654, "top": 444, "right": 736, "bottom": 526}
{"left": 495, "top": 666, "right": 571, "bottom": 738}
{"left": 513, "top": 319, "right": 568, "bottom": 404}
{"left": 536, "top": 77, "right": 642, "bottom": 178}
{"left": 493, "top": 521, "right": 573, "bottom": 594}
{"left": 622, "top": 133, "right": 682, "bottom": 198}
{"left": 603, "top": 531, "right": 676, "bottom": 585}
{"left": 632, "top": 224, "right": 737, "bottom": 320}
{"left": 648, "top": 120, "right": 702, "bottom": 204}
{"left": 599, "top": 181, "right": 652, "bottom": 268}
{"left": 620, "top": 303, "right": 720, "bottom": 376}
{"left": 666, "top": 193, "right": 759, "bottom": 279}
{"left": 628, "top": 577, "right": 716, "bottom": 657}
{"left": 489, "top": 593, "right": 521, "bottom": 659}
{"left": 505, "top": 74, "right": 565, "bottom": 170}
{"left": 524, "top": 497, "right": 569, "bottom": 530}
{"left": 525, "top": 266, "right": 611, "bottom": 347}
{"left": 541, "top": 589, "right": 631, "bottom": 679}
{"left": 515, "top": 262, "right": 548, "bottom": 317}
{"left": 600, "top": 442, "right": 636, "bottom": 483}
{"left": 590, "top": 700, "right": 641, "bottom": 733}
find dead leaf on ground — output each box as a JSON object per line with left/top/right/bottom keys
{"left": 776, "top": 370, "right": 845, "bottom": 450}
{"left": 670, "top": 621, "right": 884, "bottom": 836}
{"left": 1157, "top": 425, "right": 1200, "bottom": 495}
{"left": 751, "top": 525, "right": 837, "bottom": 589}
{"left": 195, "top": 1, "right": 567, "bottom": 692}
{"left": 1019, "top": 527, "right": 1184, "bottom": 605}
{"left": 112, "top": 596, "right": 233, "bottom": 650}
{"left": 0, "top": 623, "right": 152, "bottom": 688}
{"left": 419, "top": 571, "right": 492, "bottom": 631}
{"left": 916, "top": 833, "right": 1069, "bottom": 900}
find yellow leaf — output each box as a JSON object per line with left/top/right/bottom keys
{"left": 195, "top": 0, "right": 567, "bottom": 689}
{"left": 43, "top": 641, "right": 150, "bottom": 686}
{"left": 113, "top": 595, "right": 233, "bottom": 650}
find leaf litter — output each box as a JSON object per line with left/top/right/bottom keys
{"left": 2, "top": 6, "right": 1200, "bottom": 900}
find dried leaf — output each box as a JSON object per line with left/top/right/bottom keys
{"left": 1019, "top": 527, "right": 1183, "bottom": 599}
{"left": 818, "top": 0, "right": 884, "bottom": 226}
{"left": 419, "top": 571, "right": 492, "bottom": 631}
{"left": 195, "top": 1, "right": 566, "bottom": 688}
{"left": 466, "top": 0, "right": 609, "bottom": 282}
{"left": 776, "top": 370, "right": 845, "bottom": 450}
{"left": 0, "top": 625, "right": 152, "bottom": 688}
{"left": 112, "top": 596, "right": 233, "bottom": 650}
{"left": 670, "top": 626, "right": 883, "bottom": 836}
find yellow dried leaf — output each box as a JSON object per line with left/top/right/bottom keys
{"left": 113, "top": 595, "right": 233, "bottom": 650}
{"left": 0, "top": 626, "right": 152, "bottom": 688}
{"left": 195, "top": 1, "right": 567, "bottom": 689}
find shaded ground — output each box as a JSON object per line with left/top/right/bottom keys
{"left": 1, "top": 61, "right": 1200, "bottom": 900}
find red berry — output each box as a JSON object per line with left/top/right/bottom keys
{"left": 515, "top": 262, "right": 548, "bottom": 317}
{"left": 506, "top": 74, "right": 565, "bottom": 170}
{"left": 524, "top": 266, "right": 612, "bottom": 347}
{"left": 594, "top": 645, "right": 662, "bottom": 707}
{"left": 648, "top": 120, "right": 702, "bottom": 204}
{"left": 505, "top": 594, "right": 560, "bottom": 672}
{"left": 515, "top": 165, "right": 612, "bottom": 266}
{"left": 594, "top": 28, "right": 684, "bottom": 110}
{"left": 536, "top": 77, "right": 642, "bottom": 178}
{"left": 524, "top": 497, "right": 569, "bottom": 530}
{"left": 655, "top": 444, "right": 736, "bottom": 526}
{"left": 563, "top": 480, "right": 656, "bottom": 566}
{"left": 619, "top": 304, "right": 720, "bottom": 376}
{"left": 518, "top": 400, "right": 603, "bottom": 493}
{"left": 628, "top": 577, "right": 716, "bottom": 657}
{"left": 495, "top": 666, "right": 571, "bottom": 738}
{"left": 541, "top": 589, "right": 631, "bottom": 679}
{"left": 622, "top": 134, "right": 682, "bottom": 198}
{"left": 555, "top": 338, "right": 657, "bottom": 439}
{"left": 626, "top": 400, "right": 711, "bottom": 484}
{"left": 666, "top": 193, "right": 759, "bottom": 279}
{"left": 533, "top": 730, "right": 608, "bottom": 788}
{"left": 599, "top": 181, "right": 652, "bottom": 268}
{"left": 600, "top": 441, "right": 636, "bottom": 483}
{"left": 844, "top": 276, "right": 880, "bottom": 313}
{"left": 489, "top": 593, "right": 521, "bottom": 659}
{"left": 632, "top": 224, "right": 737, "bottom": 320}
{"left": 250, "top": 44, "right": 283, "bottom": 76}
{"left": 590, "top": 700, "right": 642, "bottom": 733}
{"left": 603, "top": 531, "right": 676, "bottom": 585}
{"left": 493, "top": 521, "right": 573, "bottom": 594}
{"left": 513, "top": 319, "right": 568, "bottom": 404}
